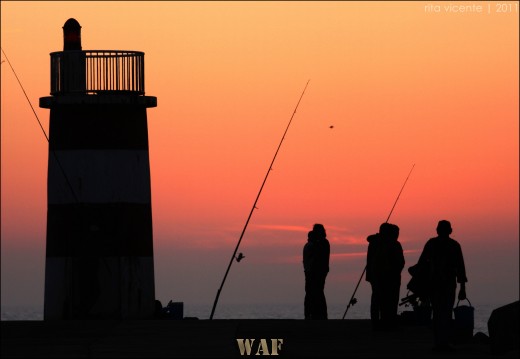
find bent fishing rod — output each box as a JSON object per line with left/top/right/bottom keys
{"left": 209, "top": 80, "right": 310, "bottom": 320}
{"left": 341, "top": 163, "right": 415, "bottom": 319}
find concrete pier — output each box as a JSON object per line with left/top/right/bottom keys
{"left": 1, "top": 319, "right": 516, "bottom": 358}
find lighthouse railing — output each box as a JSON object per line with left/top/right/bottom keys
{"left": 50, "top": 50, "right": 145, "bottom": 95}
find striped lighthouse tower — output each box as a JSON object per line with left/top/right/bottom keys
{"left": 39, "top": 19, "right": 157, "bottom": 319}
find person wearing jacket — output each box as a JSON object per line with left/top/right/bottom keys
{"left": 366, "top": 222, "right": 405, "bottom": 330}
{"left": 417, "top": 220, "right": 467, "bottom": 351}
{"left": 303, "top": 224, "right": 330, "bottom": 319}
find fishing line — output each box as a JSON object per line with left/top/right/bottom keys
{"left": 2, "top": 47, "right": 79, "bottom": 203}
{"left": 209, "top": 80, "right": 310, "bottom": 320}
{"left": 2, "top": 47, "right": 50, "bottom": 141}
{"left": 342, "top": 163, "right": 415, "bottom": 319}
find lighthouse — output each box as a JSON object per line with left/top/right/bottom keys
{"left": 40, "top": 19, "right": 157, "bottom": 319}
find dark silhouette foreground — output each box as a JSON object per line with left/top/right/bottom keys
{"left": 415, "top": 220, "right": 468, "bottom": 352}
{"left": 303, "top": 223, "right": 330, "bottom": 319}
{"left": 366, "top": 222, "right": 405, "bottom": 330}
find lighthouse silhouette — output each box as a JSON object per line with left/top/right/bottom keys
{"left": 40, "top": 19, "right": 157, "bottom": 319}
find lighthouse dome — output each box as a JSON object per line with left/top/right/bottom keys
{"left": 63, "top": 18, "right": 81, "bottom": 30}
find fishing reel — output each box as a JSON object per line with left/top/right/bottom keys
{"left": 400, "top": 291, "right": 430, "bottom": 309}
{"left": 235, "top": 253, "right": 245, "bottom": 262}
{"left": 349, "top": 297, "right": 358, "bottom": 306}
{"left": 399, "top": 293, "right": 418, "bottom": 307}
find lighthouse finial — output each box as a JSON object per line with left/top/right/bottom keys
{"left": 63, "top": 18, "right": 82, "bottom": 51}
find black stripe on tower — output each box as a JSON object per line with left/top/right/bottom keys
{"left": 46, "top": 203, "right": 153, "bottom": 257}
{"left": 49, "top": 104, "right": 149, "bottom": 150}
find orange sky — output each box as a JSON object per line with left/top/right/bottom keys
{"left": 1, "top": 1, "right": 518, "bottom": 317}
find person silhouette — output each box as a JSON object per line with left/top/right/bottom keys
{"left": 313, "top": 224, "right": 330, "bottom": 319}
{"left": 303, "top": 230, "right": 317, "bottom": 319}
{"left": 417, "top": 220, "right": 467, "bottom": 351}
{"left": 303, "top": 224, "right": 330, "bottom": 319}
{"left": 366, "top": 222, "right": 405, "bottom": 330}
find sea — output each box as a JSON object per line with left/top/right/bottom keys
{"left": 1, "top": 302, "right": 496, "bottom": 335}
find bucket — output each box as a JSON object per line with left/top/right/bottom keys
{"left": 453, "top": 298, "right": 474, "bottom": 343}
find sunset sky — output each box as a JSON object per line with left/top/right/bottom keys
{"left": 1, "top": 1, "right": 518, "bottom": 318}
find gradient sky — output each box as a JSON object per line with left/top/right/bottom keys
{"left": 1, "top": 1, "right": 519, "bottom": 318}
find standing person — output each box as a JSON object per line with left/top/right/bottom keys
{"left": 302, "top": 224, "right": 330, "bottom": 319}
{"left": 312, "top": 224, "right": 330, "bottom": 319}
{"left": 366, "top": 222, "right": 405, "bottom": 330}
{"left": 417, "top": 220, "right": 467, "bottom": 352}
{"left": 303, "top": 230, "right": 317, "bottom": 319}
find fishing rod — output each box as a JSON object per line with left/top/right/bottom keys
{"left": 209, "top": 80, "right": 310, "bottom": 320}
{"left": 2, "top": 47, "right": 80, "bottom": 203}
{"left": 341, "top": 163, "right": 415, "bottom": 319}
{"left": 385, "top": 164, "right": 415, "bottom": 223}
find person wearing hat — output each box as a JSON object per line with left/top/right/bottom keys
{"left": 417, "top": 220, "right": 468, "bottom": 352}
